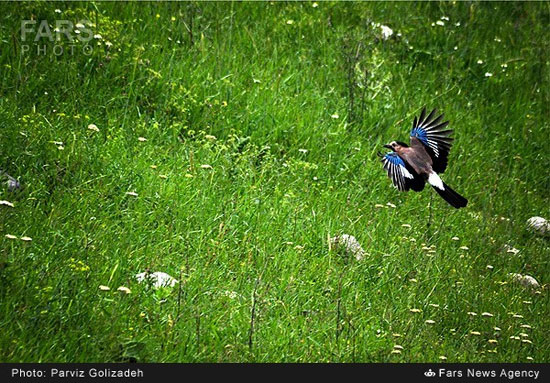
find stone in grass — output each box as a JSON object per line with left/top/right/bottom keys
{"left": 508, "top": 273, "right": 540, "bottom": 290}
{"left": 1, "top": 170, "right": 21, "bottom": 192}
{"left": 527, "top": 217, "right": 550, "bottom": 237}
{"left": 329, "top": 234, "right": 366, "bottom": 261}
{"left": 135, "top": 271, "right": 179, "bottom": 288}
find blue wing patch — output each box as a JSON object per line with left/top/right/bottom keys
{"left": 380, "top": 152, "right": 414, "bottom": 191}
{"left": 410, "top": 107, "right": 453, "bottom": 158}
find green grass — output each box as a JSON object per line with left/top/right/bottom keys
{"left": 0, "top": 1, "right": 549, "bottom": 362}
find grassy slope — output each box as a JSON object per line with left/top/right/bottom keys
{"left": 0, "top": 1, "right": 548, "bottom": 362}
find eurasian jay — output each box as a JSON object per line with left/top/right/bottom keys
{"left": 379, "top": 107, "right": 468, "bottom": 209}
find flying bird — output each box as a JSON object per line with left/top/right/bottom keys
{"left": 379, "top": 107, "right": 468, "bottom": 208}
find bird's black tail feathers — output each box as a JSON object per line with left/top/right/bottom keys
{"left": 432, "top": 182, "right": 468, "bottom": 209}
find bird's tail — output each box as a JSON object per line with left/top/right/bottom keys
{"left": 432, "top": 182, "right": 468, "bottom": 209}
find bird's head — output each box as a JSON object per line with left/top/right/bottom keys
{"left": 383, "top": 141, "right": 408, "bottom": 151}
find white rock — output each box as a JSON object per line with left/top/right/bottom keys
{"left": 527, "top": 216, "right": 550, "bottom": 237}
{"left": 135, "top": 271, "right": 179, "bottom": 288}
{"left": 330, "top": 234, "right": 365, "bottom": 260}
{"left": 509, "top": 273, "right": 540, "bottom": 290}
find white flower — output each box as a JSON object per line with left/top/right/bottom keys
{"left": 286, "top": 20, "right": 294, "bottom": 25}
{"left": 436, "top": 20, "right": 445, "bottom": 26}
{"left": 477, "top": 59, "right": 484, "bottom": 64}
{"left": 20, "top": 236, "right": 32, "bottom": 242}
{"left": 380, "top": 25, "right": 394, "bottom": 40}
{"left": 54, "top": 9, "right": 62, "bottom": 14}
{"left": 455, "top": 22, "right": 461, "bottom": 26}
{"left": 441, "top": 16, "right": 450, "bottom": 21}
{"left": 200, "top": 164, "right": 213, "bottom": 169}
{"left": 485, "top": 72, "right": 493, "bottom": 77}
{"left": 125, "top": 191, "right": 138, "bottom": 197}
{"left": 135, "top": 271, "right": 179, "bottom": 288}
{"left": 138, "top": 137, "right": 147, "bottom": 142}
{"left": 88, "top": 123, "right": 99, "bottom": 132}
{"left": 331, "top": 113, "right": 339, "bottom": 119}
{"left": 329, "top": 234, "right": 365, "bottom": 261}
{"left": 5, "top": 234, "right": 17, "bottom": 239}
{"left": 0, "top": 200, "right": 14, "bottom": 207}
{"left": 93, "top": 34, "right": 103, "bottom": 40}
{"left": 298, "top": 148, "right": 308, "bottom": 154}
{"left": 99, "top": 285, "right": 110, "bottom": 291}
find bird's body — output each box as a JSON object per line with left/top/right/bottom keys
{"left": 379, "top": 107, "right": 468, "bottom": 209}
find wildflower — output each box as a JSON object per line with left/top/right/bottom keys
{"left": 486, "top": 265, "right": 494, "bottom": 270}
{"left": 425, "top": 320, "right": 435, "bottom": 324}
{"left": 441, "top": 16, "right": 450, "bottom": 21}
{"left": 410, "top": 308, "right": 422, "bottom": 313}
{"left": 20, "top": 237, "right": 32, "bottom": 242}
{"left": 88, "top": 123, "right": 99, "bottom": 132}
{"left": 488, "top": 339, "right": 498, "bottom": 344}
{"left": 477, "top": 59, "right": 484, "bottom": 64}
{"left": 329, "top": 234, "right": 365, "bottom": 261}
{"left": 470, "top": 331, "right": 481, "bottom": 336}
{"left": 75, "top": 23, "right": 85, "bottom": 29}
{"left": 150, "top": 165, "right": 158, "bottom": 169}
{"left": 331, "top": 113, "right": 339, "bottom": 119}
{"left": 520, "top": 324, "right": 532, "bottom": 329}
{"left": 298, "top": 148, "right": 308, "bottom": 154}
{"left": 513, "top": 314, "right": 524, "bottom": 319}
{"left": 393, "top": 345, "right": 404, "bottom": 350}
{"left": 200, "top": 164, "right": 213, "bottom": 170}
{"left": 481, "top": 312, "right": 493, "bottom": 317}
{"left": 454, "top": 46, "right": 458, "bottom": 50}
{"left": 455, "top": 22, "right": 461, "bottom": 26}
{"left": 375, "top": 204, "right": 385, "bottom": 208}
{"left": 205, "top": 135, "right": 217, "bottom": 140}
{"left": 286, "top": 20, "right": 294, "bottom": 25}
{"left": 485, "top": 72, "right": 493, "bottom": 77}
{"left": 185, "top": 174, "right": 193, "bottom": 178}
{"left": 5, "top": 234, "right": 17, "bottom": 239}
{"left": 436, "top": 20, "right": 445, "bottom": 26}
{"left": 494, "top": 37, "right": 502, "bottom": 42}
{"left": 135, "top": 271, "right": 178, "bottom": 288}
{"left": 501, "top": 63, "right": 508, "bottom": 68}
{"left": 0, "top": 200, "right": 14, "bottom": 207}
{"left": 386, "top": 202, "right": 396, "bottom": 208}
{"left": 117, "top": 286, "right": 131, "bottom": 294}
{"left": 459, "top": 246, "right": 469, "bottom": 250}
{"left": 519, "top": 333, "right": 529, "bottom": 338}
{"left": 171, "top": 16, "right": 176, "bottom": 22}
{"left": 451, "top": 236, "right": 459, "bottom": 241}
{"left": 392, "top": 333, "right": 402, "bottom": 337}
{"left": 138, "top": 137, "right": 147, "bottom": 142}
{"left": 467, "top": 312, "right": 477, "bottom": 316}
{"left": 439, "top": 356, "right": 447, "bottom": 360}
{"left": 159, "top": 175, "right": 168, "bottom": 179}
{"left": 54, "top": 9, "right": 62, "bottom": 13}
{"left": 93, "top": 34, "right": 102, "bottom": 40}
{"left": 521, "top": 339, "right": 533, "bottom": 344}
{"left": 401, "top": 224, "right": 411, "bottom": 228}
{"left": 99, "top": 285, "right": 110, "bottom": 291}
{"left": 380, "top": 25, "right": 394, "bottom": 40}
{"left": 429, "top": 304, "right": 439, "bottom": 308}
{"left": 391, "top": 349, "right": 402, "bottom": 354}
{"left": 312, "top": 2, "right": 318, "bottom": 7}
{"left": 125, "top": 191, "right": 138, "bottom": 197}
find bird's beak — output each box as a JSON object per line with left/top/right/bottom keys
{"left": 383, "top": 144, "right": 392, "bottom": 150}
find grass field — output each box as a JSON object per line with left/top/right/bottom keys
{"left": 0, "top": 1, "right": 549, "bottom": 362}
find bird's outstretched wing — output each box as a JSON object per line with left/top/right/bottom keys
{"left": 379, "top": 152, "right": 425, "bottom": 192}
{"left": 410, "top": 107, "right": 453, "bottom": 173}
